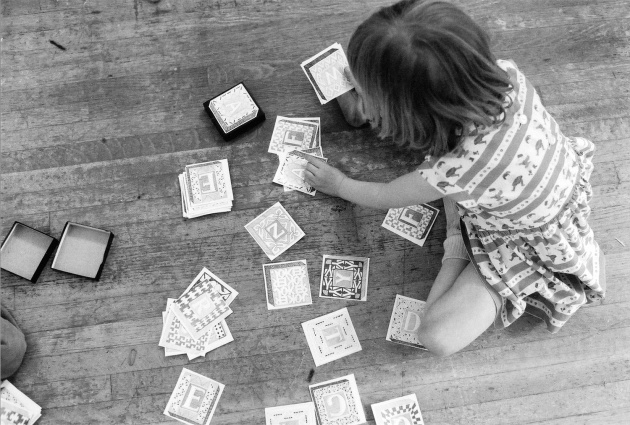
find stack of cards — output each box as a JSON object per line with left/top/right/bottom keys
{"left": 268, "top": 116, "right": 321, "bottom": 155}
{"left": 319, "top": 255, "right": 370, "bottom": 301}
{"left": 1, "top": 381, "right": 41, "bottom": 425}
{"left": 382, "top": 204, "right": 439, "bottom": 247}
{"left": 309, "top": 374, "right": 366, "bottom": 425}
{"left": 371, "top": 394, "right": 425, "bottom": 425}
{"left": 263, "top": 260, "right": 313, "bottom": 310}
{"left": 302, "top": 307, "right": 362, "bottom": 367}
{"left": 164, "top": 368, "right": 224, "bottom": 425}
{"left": 245, "top": 202, "right": 305, "bottom": 261}
{"left": 301, "top": 43, "right": 354, "bottom": 104}
{"left": 386, "top": 295, "right": 428, "bottom": 350}
{"left": 159, "top": 268, "right": 237, "bottom": 360}
{"left": 178, "top": 159, "right": 234, "bottom": 218}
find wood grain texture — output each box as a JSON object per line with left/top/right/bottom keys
{"left": 2, "top": 0, "right": 629, "bottom": 424}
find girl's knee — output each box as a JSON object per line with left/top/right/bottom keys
{"left": 418, "top": 320, "right": 460, "bottom": 357}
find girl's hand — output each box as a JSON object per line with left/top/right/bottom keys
{"left": 336, "top": 68, "right": 369, "bottom": 127}
{"left": 304, "top": 157, "right": 347, "bottom": 197}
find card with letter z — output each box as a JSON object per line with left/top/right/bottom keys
{"left": 265, "top": 402, "right": 316, "bottom": 425}
{"left": 301, "top": 43, "right": 354, "bottom": 104}
{"left": 309, "top": 374, "right": 366, "bottom": 425}
{"left": 302, "top": 307, "right": 362, "bottom": 366}
{"left": 163, "top": 368, "right": 224, "bottom": 425}
{"left": 371, "top": 394, "right": 425, "bottom": 425}
{"left": 263, "top": 260, "right": 312, "bottom": 310}
{"left": 245, "top": 202, "right": 305, "bottom": 260}
{"left": 386, "top": 295, "right": 427, "bottom": 350}
{"left": 319, "top": 255, "right": 369, "bottom": 301}
{"left": 381, "top": 204, "right": 439, "bottom": 247}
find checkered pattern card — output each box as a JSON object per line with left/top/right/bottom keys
{"left": 207, "top": 83, "right": 259, "bottom": 134}
{"left": 309, "top": 374, "right": 366, "bottom": 425}
{"left": 265, "top": 402, "right": 316, "bottom": 425}
{"left": 1, "top": 399, "right": 32, "bottom": 425}
{"left": 273, "top": 150, "right": 328, "bottom": 196}
{"left": 263, "top": 260, "right": 312, "bottom": 310}
{"left": 245, "top": 202, "right": 305, "bottom": 261}
{"left": 386, "top": 295, "right": 428, "bottom": 350}
{"left": 163, "top": 368, "right": 224, "bottom": 425}
{"left": 302, "top": 307, "right": 362, "bottom": 366}
{"left": 320, "top": 255, "right": 369, "bottom": 301}
{"left": 381, "top": 204, "right": 439, "bottom": 247}
{"left": 371, "top": 394, "right": 425, "bottom": 425}
{"left": 186, "top": 267, "right": 239, "bottom": 306}
{"left": 268, "top": 116, "right": 320, "bottom": 155}
{"left": 301, "top": 43, "right": 354, "bottom": 104}
{"left": 0, "top": 380, "right": 41, "bottom": 425}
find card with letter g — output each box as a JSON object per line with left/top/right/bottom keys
{"left": 309, "top": 374, "right": 366, "bottom": 425}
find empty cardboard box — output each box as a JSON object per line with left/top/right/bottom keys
{"left": 1, "top": 222, "right": 58, "bottom": 283}
{"left": 51, "top": 222, "right": 114, "bottom": 280}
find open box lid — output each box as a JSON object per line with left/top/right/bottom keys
{"left": 0, "top": 222, "right": 58, "bottom": 283}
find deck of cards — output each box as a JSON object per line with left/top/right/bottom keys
{"left": 386, "top": 295, "right": 428, "bottom": 350}
{"left": 371, "top": 394, "right": 425, "bottom": 425}
{"left": 159, "top": 268, "right": 237, "bottom": 359}
{"left": 301, "top": 43, "right": 354, "bottom": 104}
{"left": 302, "top": 307, "right": 362, "bottom": 366}
{"left": 164, "top": 368, "right": 224, "bottom": 425}
{"left": 178, "top": 159, "right": 234, "bottom": 218}
{"left": 245, "top": 202, "right": 305, "bottom": 260}
{"left": 309, "top": 374, "right": 366, "bottom": 425}
{"left": 382, "top": 204, "right": 439, "bottom": 247}
{"left": 1, "top": 381, "right": 42, "bottom": 425}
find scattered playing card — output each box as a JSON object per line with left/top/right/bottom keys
{"left": 273, "top": 150, "right": 328, "bottom": 196}
{"left": 301, "top": 43, "right": 354, "bottom": 104}
{"left": 268, "top": 116, "right": 320, "bottom": 155}
{"left": 319, "top": 255, "right": 369, "bottom": 301}
{"left": 163, "top": 368, "right": 224, "bottom": 425}
{"left": 386, "top": 295, "right": 427, "bottom": 350}
{"left": 309, "top": 374, "right": 366, "bottom": 425}
{"left": 382, "top": 204, "right": 439, "bottom": 247}
{"left": 0, "top": 380, "right": 41, "bottom": 425}
{"left": 265, "top": 402, "right": 317, "bottom": 425}
{"left": 371, "top": 394, "right": 425, "bottom": 425}
{"left": 245, "top": 202, "right": 305, "bottom": 260}
{"left": 263, "top": 260, "right": 312, "bottom": 310}
{"left": 302, "top": 307, "right": 362, "bottom": 366}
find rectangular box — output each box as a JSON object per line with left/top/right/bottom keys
{"left": 51, "top": 222, "right": 114, "bottom": 280}
{"left": 0, "top": 222, "right": 58, "bottom": 283}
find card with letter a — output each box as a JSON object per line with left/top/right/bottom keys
{"left": 245, "top": 202, "right": 305, "bottom": 260}
{"left": 309, "top": 374, "right": 366, "bottom": 425}
{"left": 302, "top": 307, "right": 362, "bottom": 366}
{"left": 320, "top": 255, "right": 369, "bottom": 301}
{"left": 386, "top": 295, "right": 427, "bottom": 350}
{"left": 301, "top": 43, "right": 354, "bottom": 104}
{"left": 265, "top": 402, "right": 317, "bottom": 425}
{"left": 381, "top": 204, "right": 439, "bottom": 247}
{"left": 263, "top": 260, "right": 312, "bottom": 310}
{"left": 371, "top": 394, "right": 425, "bottom": 425}
{"left": 163, "top": 368, "right": 224, "bottom": 425}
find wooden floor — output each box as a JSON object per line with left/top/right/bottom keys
{"left": 1, "top": 0, "right": 629, "bottom": 423}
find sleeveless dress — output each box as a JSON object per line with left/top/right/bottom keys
{"left": 417, "top": 59, "right": 604, "bottom": 332}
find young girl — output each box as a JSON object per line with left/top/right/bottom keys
{"left": 304, "top": 0, "right": 606, "bottom": 356}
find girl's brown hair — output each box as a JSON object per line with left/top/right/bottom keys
{"left": 348, "top": 0, "right": 512, "bottom": 157}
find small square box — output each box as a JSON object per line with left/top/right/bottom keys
{"left": 51, "top": 222, "right": 114, "bottom": 280}
{"left": 203, "top": 82, "right": 265, "bottom": 141}
{"left": 1, "top": 222, "right": 58, "bottom": 283}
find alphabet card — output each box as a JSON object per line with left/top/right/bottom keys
{"left": 163, "top": 368, "right": 224, "bottom": 425}
{"left": 309, "top": 374, "right": 366, "bottom": 425}
{"left": 371, "top": 394, "right": 425, "bottom": 425}
{"left": 263, "top": 260, "right": 313, "bottom": 310}
{"left": 268, "top": 116, "right": 320, "bottom": 155}
{"left": 320, "top": 255, "right": 370, "bottom": 301}
{"left": 302, "top": 307, "right": 362, "bottom": 366}
{"left": 301, "top": 43, "right": 355, "bottom": 104}
{"left": 273, "top": 150, "right": 328, "bottom": 196}
{"left": 245, "top": 202, "right": 305, "bottom": 260}
{"left": 265, "top": 402, "right": 317, "bottom": 425}
{"left": 179, "top": 159, "right": 234, "bottom": 218}
{"left": 381, "top": 204, "right": 439, "bottom": 247}
{"left": 386, "top": 295, "right": 428, "bottom": 350}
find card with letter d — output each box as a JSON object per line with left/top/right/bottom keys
{"left": 386, "top": 295, "right": 428, "bottom": 350}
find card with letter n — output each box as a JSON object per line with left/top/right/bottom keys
{"left": 269, "top": 116, "right": 320, "bottom": 155}
{"left": 309, "top": 374, "right": 366, "bottom": 425}
{"left": 320, "top": 255, "right": 369, "bottom": 301}
{"left": 263, "top": 260, "right": 312, "bottom": 310}
{"left": 386, "top": 295, "right": 427, "bottom": 350}
{"left": 381, "top": 204, "right": 439, "bottom": 247}
{"left": 265, "top": 402, "right": 317, "bottom": 425}
{"left": 163, "top": 368, "right": 224, "bottom": 425}
{"left": 371, "top": 394, "right": 425, "bottom": 425}
{"left": 302, "top": 307, "right": 362, "bottom": 366}
{"left": 245, "top": 202, "right": 305, "bottom": 260}
{"left": 301, "top": 43, "right": 354, "bottom": 104}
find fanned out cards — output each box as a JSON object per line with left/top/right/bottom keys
{"left": 301, "top": 43, "right": 354, "bottom": 104}
{"left": 382, "top": 204, "right": 439, "bottom": 247}
{"left": 179, "top": 159, "right": 234, "bottom": 218}
{"left": 163, "top": 368, "right": 224, "bottom": 425}
{"left": 0, "top": 381, "right": 42, "bottom": 425}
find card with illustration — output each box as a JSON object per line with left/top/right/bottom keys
{"left": 163, "top": 368, "right": 224, "bottom": 425}
{"left": 268, "top": 116, "right": 320, "bottom": 155}
{"left": 381, "top": 204, "right": 439, "bottom": 247}
{"left": 207, "top": 83, "right": 260, "bottom": 134}
{"left": 186, "top": 268, "right": 239, "bottom": 306}
{"left": 309, "top": 374, "right": 366, "bottom": 425}
{"left": 301, "top": 43, "right": 354, "bottom": 104}
{"left": 263, "top": 260, "right": 312, "bottom": 310}
{"left": 302, "top": 307, "right": 362, "bottom": 366}
{"left": 184, "top": 160, "right": 233, "bottom": 207}
{"left": 245, "top": 202, "right": 305, "bottom": 260}
{"left": 386, "top": 295, "right": 427, "bottom": 350}
{"left": 265, "top": 402, "right": 317, "bottom": 425}
{"left": 274, "top": 150, "right": 328, "bottom": 196}
{"left": 320, "top": 255, "right": 369, "bottom": 301}
{"left": 371, "top": 394, "right": 425, "bottom": 425}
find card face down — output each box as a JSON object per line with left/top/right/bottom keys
{"left": 371, "top": 394, "right": 425, "bottom": 425}
{"left": 302, "top": 307, "right": 362, "bottom": 367}
{"left": 386, "top": 295, "right": 428, "bottom": 350}
{"left": 203, "top": 82, "right": 265, "bottom": 140}
{"left": 381, "top": 204, "right": 439, "bottom": 247}
{"left": 263, "top": 260, "right": 312, "bottom": 310}
{"left": 163, "top": 368, "right": 224, "bottom": 425}
{"left": 301, "top": 43, "right": 354, "bottom": 104}
{"left": 245, "top": 202, "right": 305, "bottom": 261}
{"left": 309, "top": 374, "right": 366, "bottom": 425}
{"left": 264, "top": 402, "right": 317, "bottom": 425}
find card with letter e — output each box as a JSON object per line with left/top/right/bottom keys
{"left": 371, "top": 394, "right": 425, "bottom": 425}
{"left": 265, "top": 402, "right": 317, "bottom": 425}
{"left": 301, "top": 43, "right": 354, "bottom": 104}
{"left": 269, "top": 116, "right": 320, "bottom": 155}
{"left": 309, "top": 374, "right": 366, "bottom": 425}
{"left": 245, "top": 202, "right": 305, "bottom": 260}
{"left": 163, "top": 368, "right": 224, "bottom": 425}
{"left": 381, "top": 204, "right": 439, "bottom": 247}
{"left": 302, "top": 307, "right": 362, "bottom": 366}
{"left": 386, "top": 295, "right": 427, "bottom": 350}
{"left": 320, "top": 255, "right": 369, "bottom": 301}
{"left": 184, "top": 160, "right": 234, "bottom": 206}
{"left": 263, "top": 260, "right": 312, "bottom": 310}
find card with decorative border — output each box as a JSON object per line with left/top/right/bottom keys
{"left": 245, "top": 202, "right": 305, "bottom": 260}
{"left": 268, "top": 116, "right": 320, "bottom": 155}
{"left": 265, "top": 402, "right": 317, "bottom": 425}
{"left": 302, "top": 307, "right": 362, "bottom": 366}
{"left": 308, "top": 374, "right": 366, "bottom": 425}
{"left": 381, "top": 204, "right": 439, "bottom": 247}
{"left": 385, "top": 295, "right": 428, "bottom": 350}
{"left": 163, "top": 368, "right": 224, "bottom": 425}
{"left": 263, "top": 260, "right": 312, "bottom": 310}
{"left": 319, "top": 255, "right": 369, "bottom": 301}
{"left": 371, "top": 394, "right": 425, "bottom": 425}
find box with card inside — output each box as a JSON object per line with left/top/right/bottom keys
{"left": 203, "top": 82, "right": 265, "bottom": 141}
{"left": 0, "top": 222, "right": 58, "bottom": 283}
{"left": 51, "top": 222, "right": 114, "bottom": 281}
